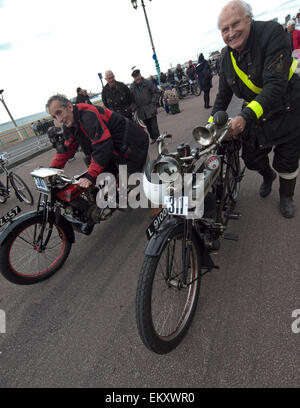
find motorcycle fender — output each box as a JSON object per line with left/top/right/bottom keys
{"left": 0, "top": 210, "right": 75, "bottom": 247}
{"left": 0, "top": 211, "right": 41, "bottom": 247}
{"left": 145, "top": 218, "right": 182, "bottom": 257}
{"left": 145, "top": 218, "right": 217, "bottom": 270}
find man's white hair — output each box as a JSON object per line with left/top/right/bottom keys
{"left": 218, "top": 0, "right": 253, "bottom": 29}
{"left": 105, "top": 70, "right": 114, "bottom": 78}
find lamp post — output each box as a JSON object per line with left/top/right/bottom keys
{"left": 130, "top": 0, "right": 161, "bottom": 85}
{"left": 0, "top": 89, "right": 24, "bottom": 140}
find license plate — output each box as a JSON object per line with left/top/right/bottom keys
{"left": 146, "top": 207, "right": 169, "bottom": 240}
{"left": 0, "top": 206, "right": 22, "bottom": 229}
{"left": 164, "top": 196, "right": 189, "bottom": 216}
{"left": 33, "top": 176, "right": 49, "bottom": 192}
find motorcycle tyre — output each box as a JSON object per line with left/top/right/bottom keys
{"left": 0, "top": 214, "right": 72, "bottom": 285}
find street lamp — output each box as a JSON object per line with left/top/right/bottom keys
{"left": 130, "top": 0, "right": 161, "bottom": 84}
{"left": 0, "top": 89, "right": 24, "bottom": 140}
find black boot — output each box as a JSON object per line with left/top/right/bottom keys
{"left": 279, "top": 177, "right": 296, "bottom": 218}
{"left": 258, "top": 165, "right": 277, "bottom": 198}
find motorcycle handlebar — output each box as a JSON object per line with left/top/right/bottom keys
{"left": 157, "top": 120, "right": 231, "bottom": 161}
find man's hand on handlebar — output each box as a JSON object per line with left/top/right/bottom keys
{"left": 228, "top": 116, "right": 246, "bottom": 137}
{"left": 78, "top": 177, "right": 92, "bottom": 189}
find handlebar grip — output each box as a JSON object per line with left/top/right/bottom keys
{"left": 213, "top": 111, "right": 228, "bottom": 127}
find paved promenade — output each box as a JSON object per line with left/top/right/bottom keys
{"left": 0, "top": 77, "right": 299, "bottom": 388}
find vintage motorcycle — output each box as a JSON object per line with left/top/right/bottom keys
{"left": 0, "top": 128, "right": 131, "bottom": 285}
{"left": 136, "top": 111, "right": 245, "bottom": 354}
{"left": 175, "top": 77, "right": 201, "bottom": 98}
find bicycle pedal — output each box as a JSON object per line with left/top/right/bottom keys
{"left": 225, "top": 212, "right": 241, "bottom": 220}
{"left": 223, "top": 233, "right": 239, "bottom": 241}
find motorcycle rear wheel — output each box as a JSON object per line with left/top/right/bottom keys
{"left": 0, "top": 214, "right": 72, "bottom": 284}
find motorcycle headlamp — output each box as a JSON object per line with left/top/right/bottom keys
{"left": 153, "top": 156, "right": 181, "bottom": 183}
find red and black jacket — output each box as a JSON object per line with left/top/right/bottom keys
{"left": 51, "top": 104, "right": 127, "bottom": 182}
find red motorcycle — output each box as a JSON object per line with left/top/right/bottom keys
{"left": 0, "top": 166, "right": 123, "bottom": 285}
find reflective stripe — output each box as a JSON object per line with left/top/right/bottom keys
{"left": 230, "top": 52, "right": 263, "bottom": 94}
{"left": 289, "top": 58, "right": 298, "bottom": 80}
{"left": 278, "top": 167, "right": 299, "bottom": 180}
{"left": 208, "top": 116, "right": 213, "bottom": 123}
{"left": 247, "top": 100, "right": 264, "bottom": 119}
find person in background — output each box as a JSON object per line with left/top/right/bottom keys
{"left": 292, "top": 22, "right": 300, "bottom": 50}
{"left": 160, "top": 72, "right": 167, "bottom": 85}
{"left": 195, "top": 53, "right": 213, "bottom": 108}
{"left": 130, "top": 69, "right": 160, "bottom": 144}
{"left": 186, "top": 60, "right": 197, "bottom": 81}
{"left": 163, "top": 87, "right": 180, "bottom": 115}
{"left": 175, "top": 64, "right": 185, "bottom": 81}
{"left": 167, "top": 69, "right": 175, "bottom": 85}
{"left": 101, "top": 70, "right": 133, "bottom": 119}
{"left": 75, "top": 88, "right": 93, "bottom": 104}
{"left": 286, "top": 19, "right": 295, "bottom": 52}
{"left": 210, "top": 0, "right": 300, "bottom": 218}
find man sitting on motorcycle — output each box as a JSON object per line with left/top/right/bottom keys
{"left": 46, "top": 94, "right": 149, "bottom": 189}
{"left": 175, "top": 64, "right": 186, "bottom": 81}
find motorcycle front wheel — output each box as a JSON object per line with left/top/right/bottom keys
{"left": 136, "top": 226, "right": 201, "bottom": 354}
{"left": 192, "top": 84, "right": 201, "bottom": 96}
{"left": 0, "top": 214, "right": 72, "bottom": 284}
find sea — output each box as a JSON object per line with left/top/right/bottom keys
{"left": 0, "top": 94, "right": 102, "bottom": 133}
{"left": 0, "top": 111, "right": 50, "bottom": 132}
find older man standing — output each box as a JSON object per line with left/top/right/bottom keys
{"left": 130, "top": 69, "right": 160, "bottom": 144}
{"left": 101, "top": 70, "right": 133, "bottom": 119}
{"left": 209, "top": 0, "right": 300, "bottom": 218}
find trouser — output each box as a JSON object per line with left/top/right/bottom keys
{"left": 143, "top": 116, "right": 160, "bottom": 141}
{"left": 241, "top": 134, "right": 300, "bottom": 179}
{"left": 203, "top": 90, "right": 210, "bottom": 108}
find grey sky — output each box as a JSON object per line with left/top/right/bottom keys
{"left": 0, "top": 0, "right": 299, "bottom": 121}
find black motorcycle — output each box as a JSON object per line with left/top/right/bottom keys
{"left": 175, "top": 77, "right": 201, "bottom": 98}
{"left": 136, "top": 111, "right": 245, "bottom": 354}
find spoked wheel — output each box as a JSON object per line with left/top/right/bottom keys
{"left": 0, "top": 190, "right": 8, "bottom": 204}
{"left": 10, "top": 173, "right": 34, "bottom": 205}
{"left": 0, "top": 215, "right": 72, "bottom": 284}
{"left": 224, "top": 142, "right": 243, "bottom": 211}
{"left": 136, "top": 226, "right": 201, "bottom": 354}
{"left": 192, "top": 84, "right": 201, "bottom": 96}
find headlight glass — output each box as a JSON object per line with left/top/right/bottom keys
{"left": 153, "top": 157, "right": 180, "bottom": 182}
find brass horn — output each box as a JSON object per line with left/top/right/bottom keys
{"left": 192, "top": 124, "right": 215, "bottom": 146}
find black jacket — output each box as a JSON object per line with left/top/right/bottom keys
{"left": 211, "top": 20, "right": 300, "bottom": 148}
{"left": 75, "top": 94, "right": 93, "bottom": 104}
{"left": 51, "top": 104, "right": 148, "bottom": 182}
{"left": 101, "top": 81, "right": 133, "bottom": 119}
{"left": 130, "top": 78, "right": 160, "bottom": 120}
{"left": 195, "top": 59, "right": 212, "bottom": 91}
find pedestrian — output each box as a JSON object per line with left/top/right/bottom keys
{"left": 167, "top": 69, "right": 175, "bottom": 86}
{"left": 102, "top": 70, "right": 133, "bottom": 119}
{"left": 163, "top": 87, "right": 180, "bottom": 114}
{"left": 286, "top": 19, "right": 296, "bottom": 52}
{"left": 75, "top": 88, "right": 93, "bottom": 104}
{"left": 130, "top": 69, "right": 161, "bottom": 144}
{"left": 210, "top": 0, "right": 300, "bottom": 218}
{"left": 195, "top": 53, "right": 212, "bottom": 109}
{"left": 186, "top": 60, "right": 197, "bottom": 81}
